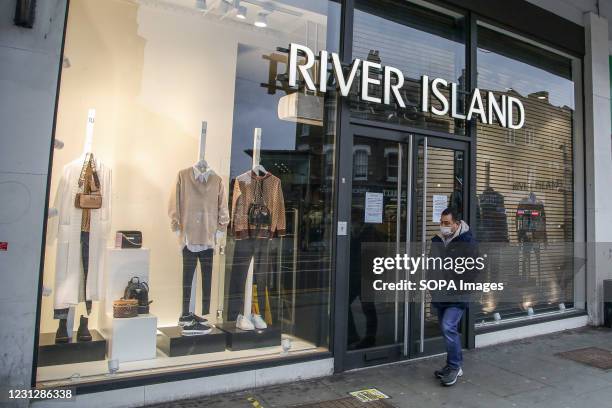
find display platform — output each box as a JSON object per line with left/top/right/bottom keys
{"left": 38, "top": 330, "right": 106, "bottom": 367}
{"left": 218, "top": 323, "right": 281, "bottom": 351}
{"left": 157, "top": 326, "right": 226, "bottom": 357}
{"left": 105, "top": 314, "right": 157, "bottom": 363}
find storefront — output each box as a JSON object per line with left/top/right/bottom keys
{"left": 32, "top": 0, "right": 586, "bottom": 394}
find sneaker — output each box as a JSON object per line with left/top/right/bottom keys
{"left": 250, "top": 314, "right": 267, "bottom": 330}
{"left": 440, "top": 367, "right": 463, "bottom": 386}
{"left": 178, "top": 312, "right": 207, "bottom": 327}
{"left": 181, "top": 321, "right": 212, "bottom": 336}
{"left": 434, "top": 365, "right": 452, "bottom": 379}
{"left": 236, "top": 314, "right": 255, "bottom": 331}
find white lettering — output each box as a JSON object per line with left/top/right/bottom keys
{"left": 361, "top": 60, "right": 382, "bottom": 104}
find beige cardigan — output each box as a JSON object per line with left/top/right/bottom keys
{"left": 168, "top": 168, "right": 230, "bottom": 247}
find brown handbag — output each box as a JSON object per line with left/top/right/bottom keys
{"left": 75, "top": 193, "right": 102, "bottom": 209}
{"left": 113, "top": 298, "right": 138, "bottom": 318}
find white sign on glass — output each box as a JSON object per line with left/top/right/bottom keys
{"left": 364, "top": 192, "right": 384, "bottom": 224}
{"left": 432, "top": 195, "right": 448, "bottom": 223}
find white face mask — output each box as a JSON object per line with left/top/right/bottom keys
{"left": 440, "top": 226, "right": 453, "bottom": 237}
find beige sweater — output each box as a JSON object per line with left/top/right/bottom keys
{"left": 168, "top": 168, "right": 230, "bottom": 247}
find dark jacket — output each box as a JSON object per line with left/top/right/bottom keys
{"left": 429, "top": 221, "right": 479, "bottom": 309}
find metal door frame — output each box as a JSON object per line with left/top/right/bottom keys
{"left": 408, "top": 134, "right": 470, "bottom": 358}
{"left": 337, "top": 124, "right": 470, "bottom": 370}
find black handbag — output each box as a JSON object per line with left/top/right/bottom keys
{"left": 116, "top": 231, "right": 142, "bottom": 249}
{"left": 123, "top": 277, "right": 153, "bottom": 314}
{"left": 248, "top": 179, "right": 271, "bottom": 230}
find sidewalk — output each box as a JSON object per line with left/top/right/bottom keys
{"left": 146, "top": 327, "right": 612, "bottom": 408}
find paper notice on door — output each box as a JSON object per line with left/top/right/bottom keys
{"left": 364, "top": 192, "right": 383, "bottom": 223}
{"left": 432, "top": 194, "right": 448, "bottom": 223}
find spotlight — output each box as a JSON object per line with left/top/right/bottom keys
{"left": 527, "top": 307, "right": 534, "bottom": 316}
{"left": 236, "top": 5, "right": 247, "bottom": 19}
{"left": 195, "top": 0, "right": 207, "bottom": 11}
{"left": 493, "top": 312, "right": 501, "bottom": 322}
{"left": 559, "top": 303, "right": 566, "bottom": 312}
{"left": 254, "top": 11, "right": 268, "bottom": 27}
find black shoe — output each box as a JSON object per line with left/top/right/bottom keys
{"left": 434, "top": 365, "right": 452, "bottom": 379}
{"left": 440, "top": 367, "right": 463, "bottom": 386}
{"left": 181, "top": 321, "right": 213, "bottom": 336}
{"left": 55, "top": 319, "right": 69, "bottom": 344}
{"left": 178, "top": 312, "right": 207, "bottom": 327}
{"left": 76, "top": 315, "right": 92, "bottom": 342}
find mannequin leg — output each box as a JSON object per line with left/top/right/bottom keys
{"left": 81, "top": 231, "right": 92, "bottom": 315}
{"left": 197, "top": 248, "right": 214, "bottom": 316}
{"left": 182, "top": 247, "right": 198, "bottom": 316}
{"left": 227, "top": 239, "right": 253, "bottom": 321}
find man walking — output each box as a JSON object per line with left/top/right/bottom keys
{"left": 430, "top": 208, "right": 478, "bottom": 386}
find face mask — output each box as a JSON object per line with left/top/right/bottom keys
{"left": 440, "top": 226, "right": 453, "bottom": 236}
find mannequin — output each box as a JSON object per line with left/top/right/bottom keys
{"left": 227, "top": 128, "right": 286, "bottom": 331}
{"left": 168, "top": 121, "right": 229, "bottom": 335}
{"left": 49, "top": 108, "right": 112, "bottom": 343}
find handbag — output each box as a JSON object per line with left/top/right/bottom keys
{"left": 113, "top": 299, "right": 138, "bottom": 318}
{"left": 75, "top": 153, "right": 103, "bottom": 210}
{"left": 247, "top": 179, "right": 271, "bottom": 230}
{"left": 123, "top": 277, "right": 153, "bottom": 314}
{"left": 115, "top": 231, "right": 142, "bottom": 249}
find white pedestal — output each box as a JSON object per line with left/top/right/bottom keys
{"left": 101, "top": 247, "right": 156, "bottom": 362}
{"left": 103, "top": 247, "right": 150, "bottom": 315}
{"left": 103, "top": 314, "right": 157, "bottom": 363}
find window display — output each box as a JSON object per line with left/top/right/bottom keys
{"left": 474, "top": 25, "right": 580, "bottom": 324}
{"left": 36, "top": 0, "right": 339, "bottom": 387}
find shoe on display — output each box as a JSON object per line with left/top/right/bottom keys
{"left": 236, "top": 314, "right": 255, "bottom": 331}
{"left": 55, "top": 318, "right": 69, "bottom": 344}
{"left": 434, "top": 365, "right": 452, "bottom": 379}
{"left": 76, "top": 315, "right": 92, "bottom": 342}
{"left": 181, "top": 321, "right": 213, "bottom": 336}
{"left": 250, "top": 313, "right": 267, "bottom": 330}
{"left": 440, "top": 367, "right": 463, "bottom": 386}
{"left": 178, "top": 312, "right": 208, "bottom": 327}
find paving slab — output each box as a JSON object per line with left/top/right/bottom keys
{"left": 144, "top": 327, "right": 612, "bottom": 408}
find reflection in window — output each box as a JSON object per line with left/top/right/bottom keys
{"left": 353, "top": 146, "right": 370, "bottom": 180}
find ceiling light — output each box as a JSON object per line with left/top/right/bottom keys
{"left": 236, "top": 5, "right": 247, "bottom": 19}
{"left": 195, "top": 0, "right": 207, "bottom": 11}
{"left": 254, "top": 11, "right": 268, "bottom": 27}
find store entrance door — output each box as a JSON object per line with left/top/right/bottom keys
{"left": 342, "top": 125, "right": 468, "bottom": 370}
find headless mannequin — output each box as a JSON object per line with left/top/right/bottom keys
{"left": 176, "top": 122, "right": 224, "bottom": 323}
{"left": 51, "top": 108, "right": 98, "bottom": 343}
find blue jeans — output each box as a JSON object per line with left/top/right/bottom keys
{"left": 436, "top": 305, "right": 464, "bottom": 369}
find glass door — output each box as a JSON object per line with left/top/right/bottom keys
{"left": 343, "top": 127, "right": 468, "bottom": 369}
{"left": 410, "top": 136, "right": 468, "bottom": 357}
{"left": 345, "top": 131, "right": 409, "bottom": 369}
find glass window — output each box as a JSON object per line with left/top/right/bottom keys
{"left": 474, "top": 25, "right": 580, "bottom": 325}
{"left": 36, "top": 0, "right": 340, "bottom": 387}
{"left": 351, "top": 0, "right": 466, "bottom": 134}
{"left": 353, "top": 147, "right": 370, "bottom": 180}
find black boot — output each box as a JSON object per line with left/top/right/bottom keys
{"left": 55, "top": 318, "right": 69, "bottom": 344}
{"left": 76, "top": 315, "right": 92, "bottom": 342}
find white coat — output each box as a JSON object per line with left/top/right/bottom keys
{"left": 48, "top": 156, "right": 112, "bottom": 310}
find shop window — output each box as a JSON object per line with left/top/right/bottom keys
{"left": 36, "top": 0, "right": 340, "bottom": 388}
{"left": 475, "top": 24, "right": 581, "bottom": 326}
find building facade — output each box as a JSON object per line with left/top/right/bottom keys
{"left": 1, "top": 0, "right": 611, "bottom": 406}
